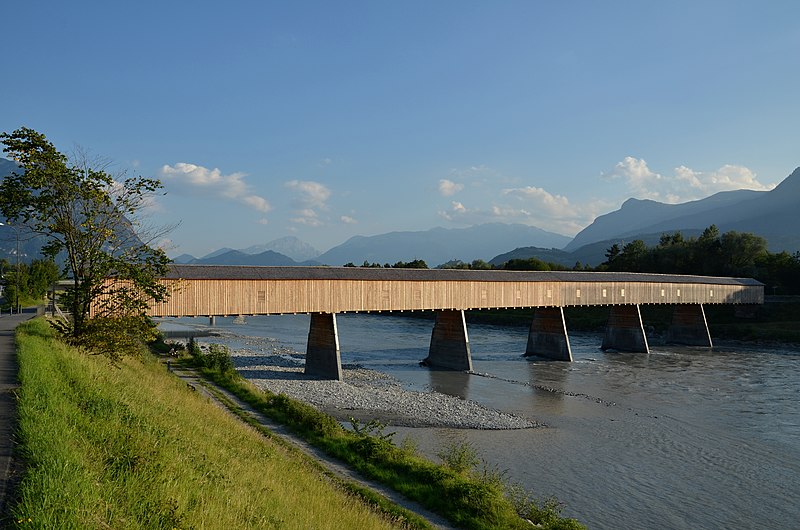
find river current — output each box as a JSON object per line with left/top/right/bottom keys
{"left": 158, "top": 313, "right": 800, "bottom": 529}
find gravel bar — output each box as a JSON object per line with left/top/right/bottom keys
{"left": 190, "top": 334, "right": 540, "bottom": 430}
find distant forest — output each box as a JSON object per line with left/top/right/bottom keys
{"left": 357, "top": 226, "right": 800, "bottom": 296}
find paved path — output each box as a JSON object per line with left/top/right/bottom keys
{"left": 0, "top": 310, "right": 34, "bottom": 521}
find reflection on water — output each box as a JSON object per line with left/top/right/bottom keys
{"left": 427, "top": 369, "right": 471, "bottom": 399}
{"left": 158, "top": 313, "right": 800, "bottom": 530}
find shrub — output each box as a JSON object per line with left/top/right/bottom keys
{"left": 189, "top": 342, "right": 235, "bottom": 374}
{"left": 437, "top": 440, "right": 480, "bottom": 475}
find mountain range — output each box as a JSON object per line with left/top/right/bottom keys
{"left": 3, "top": 157, "right": 799, "bottom": 268}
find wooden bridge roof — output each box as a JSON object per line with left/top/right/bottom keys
{"left": 164, "top": 264, "right": 763, "bottom": 287}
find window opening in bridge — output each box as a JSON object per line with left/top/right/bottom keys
{"left": 620, "top": 288, "right": 625, "bottom": 297}
{"left": 710, "top": 289, "right": 714, "bottom": 298}
{"left": 677, "top": 289, "right": 681, "bottom": 297}
{"left": 257, "top": 291, "right": 266, "bottom": 303}
{"left": 661, "top": 289, "right": 665, "bottom": 297}
{"left": 547, "top": 289, "right": 552, "bottom": 298}
{"left": 576, "top": 289, "right": 581, "bottom": 298}
{"left": 602, "top": 288, "right": 607, "bottom": 297}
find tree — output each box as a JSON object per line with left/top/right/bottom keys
{"left": 719, "top": 231, "right": 768, "bottom": 277}
{"left": 0, "top": 258, "right": 60, "bottom": 309}
{"left": 0, "top": 127, "right": 171, "bottom": 349}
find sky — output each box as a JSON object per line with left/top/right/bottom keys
{"left": 2, "top": 1, "right": 798, "bottom": 258}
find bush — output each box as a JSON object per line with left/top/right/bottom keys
{"left": 58, "top": 315, "right": 158, "bottom": 362}
{"left": 438, "top": 440, "right": 480, "bottom": 475}
{"left": 190, "top": 342, "right": 235, "bottom": 374}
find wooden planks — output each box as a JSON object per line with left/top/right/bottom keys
{"left": 92, "top": 266, "right": 765, "bottom": 317}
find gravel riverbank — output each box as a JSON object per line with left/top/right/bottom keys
{"left": 190, "top": 335, "right": 540, "bottom": 430}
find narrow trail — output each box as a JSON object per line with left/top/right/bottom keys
{"left": 165, "top": 360, "right": 459, "bottom": 530}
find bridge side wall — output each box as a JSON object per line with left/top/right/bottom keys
{"left": 142, "top": 278, "right": 763, "bottom": 317}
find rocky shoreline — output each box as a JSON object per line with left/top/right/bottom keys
{"left": 189, "top": 333, "right": 540, "bottom": 430}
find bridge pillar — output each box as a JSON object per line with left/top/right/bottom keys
{"left": 602, "top": 305, "right": 650, "bottom": 353}
{"left": 424, "top": 310, "right": 473, "bottom": 371}
{"left": 305, "top": 312, "right": 343, "bottom": 381}
{"left": 666, "top": 304, "right": 713, "bottom": 347}
{"left": 209, "top": 315, "right": 216, "bottom": 326}
{"left": 525, "top": 307, "right": 573, "bottom": 361}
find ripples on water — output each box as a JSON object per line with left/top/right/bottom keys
{"left": 159, "top": 313, "right": 800, "bottom": 530}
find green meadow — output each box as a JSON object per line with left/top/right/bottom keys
{"left": 10, "top": 319, "right": 402, "bottom": 529}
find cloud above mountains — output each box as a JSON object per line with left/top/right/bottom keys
{"left": 285, "top": 179, "right": 332, "bottom": 227}
{"left": 604, "top": 157, "right": 775, "bottom": 203}
{"left": 160, "top": 163, "right": 271, "bottom": 213}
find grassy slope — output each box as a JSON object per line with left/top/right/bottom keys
{"left": 11, "top": 319, "right": 401, "bottom": 529}
{"left": 197, "top": 365, "right": 585, "bottom": 530}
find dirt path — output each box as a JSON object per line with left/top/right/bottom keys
{"left": 166, "top": 361, "right": 459, "bottom": 530}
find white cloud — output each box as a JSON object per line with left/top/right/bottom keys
{"left": 285, "top": 180, "right": 331, "bottom": 209}
{"left": 502, "top": 186, "right": 571, "bottom": 216}
{"left": 437, "top": 183, "right": 591, "bottom": 236}
{"left": 284, "top": 180, "right": 333, "bottom": 228}
{"left": 160, "top": 162, "right": 271, "bottom": 213}
{"left": 438, "top": 179, "right": 464, "bottom": 197}
{"left": 340, "top": 215, "right": 358, "bottom": 224}
{"left": 290, "top": 208, "right": 323, "bottom": 227}
{"left": 603, "top": 157, "right": 774, "bottom": 203}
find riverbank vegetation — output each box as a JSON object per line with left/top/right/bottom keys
{"left": 185, "top": 340, "right": 585, "bottom": 530}
{"left": 10, "top": 319, "right": 406, "bottom": 529}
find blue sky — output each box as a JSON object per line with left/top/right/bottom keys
{"left": 2, "top": 1, "right": 798, "bottom": 257}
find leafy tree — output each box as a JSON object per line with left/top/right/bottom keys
{"left": 503, "top": 258, "right": 565, "bottom": 271}
{"left": 392, "top": 259, "right": 428, "bottom": 269}
{"left": 0, "top": 127, "right": 171, "bottom": 350}
{"left": 605, "top": 240, "right": 648, "bottom": 272}
{"left": 0, "top": 259, "right": 60, "bottom": 309}
{"left": 601, "top": 243, "right": 621, "bottom": 270}
{"left": 719, "top": 231, "right": 768, "bottom": 277}
{"left": 469, "top": 259, "right": 492, "bottom": 270}
{"left": 28, "top": 259, "right": 61, "bottom": 299}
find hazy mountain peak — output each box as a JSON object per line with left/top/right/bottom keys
{"left": 566, "top": 166, "right": 800, "bottom": 253}
{"left": 241, "top": 236, "right": 320, "bottom": 262}
{"left": 317, "top": 222, "right": 571, "bottom": 266}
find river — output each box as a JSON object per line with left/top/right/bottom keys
{"left": 158, "top": 313, "right": 800, "bottom": 529}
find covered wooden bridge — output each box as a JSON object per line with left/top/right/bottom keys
{"left": 145, "top": 265, "right": 763, "bottom": 380}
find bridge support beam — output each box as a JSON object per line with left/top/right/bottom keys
{"left": 425, "top": 310, "right": 472, "bottom": 371}
{"left": 666, "top": 304, "right": 713, "bottom": 347}
{"left": 305, "top": 312, "right": 343, "bottom": 381}
{"left": 525, "top": 307, "right": 573, "bottom": 361}
{"left": 602, "top": 305, "right": 649, "bottom": 353}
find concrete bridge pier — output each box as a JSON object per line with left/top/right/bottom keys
{"left": 424, "top": 309, "right": 473, "bottom": 371}
{"left": 305, "top": 312, "right": 343, "bottom": 380}
{"left": 602, "top": 304, "right": 650, "bottom": 353}
{"left": 665, "top": 304, "right": 713, "bottom": 347}
{"left": 525, "top": 307, "right": 573, "bottom": 361}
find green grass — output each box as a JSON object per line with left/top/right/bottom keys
{"left": 11, "top": 319, "right": 405, "bottom": 529}
{"left": 193, "top": 359, "right": 585, "bottom": 530}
